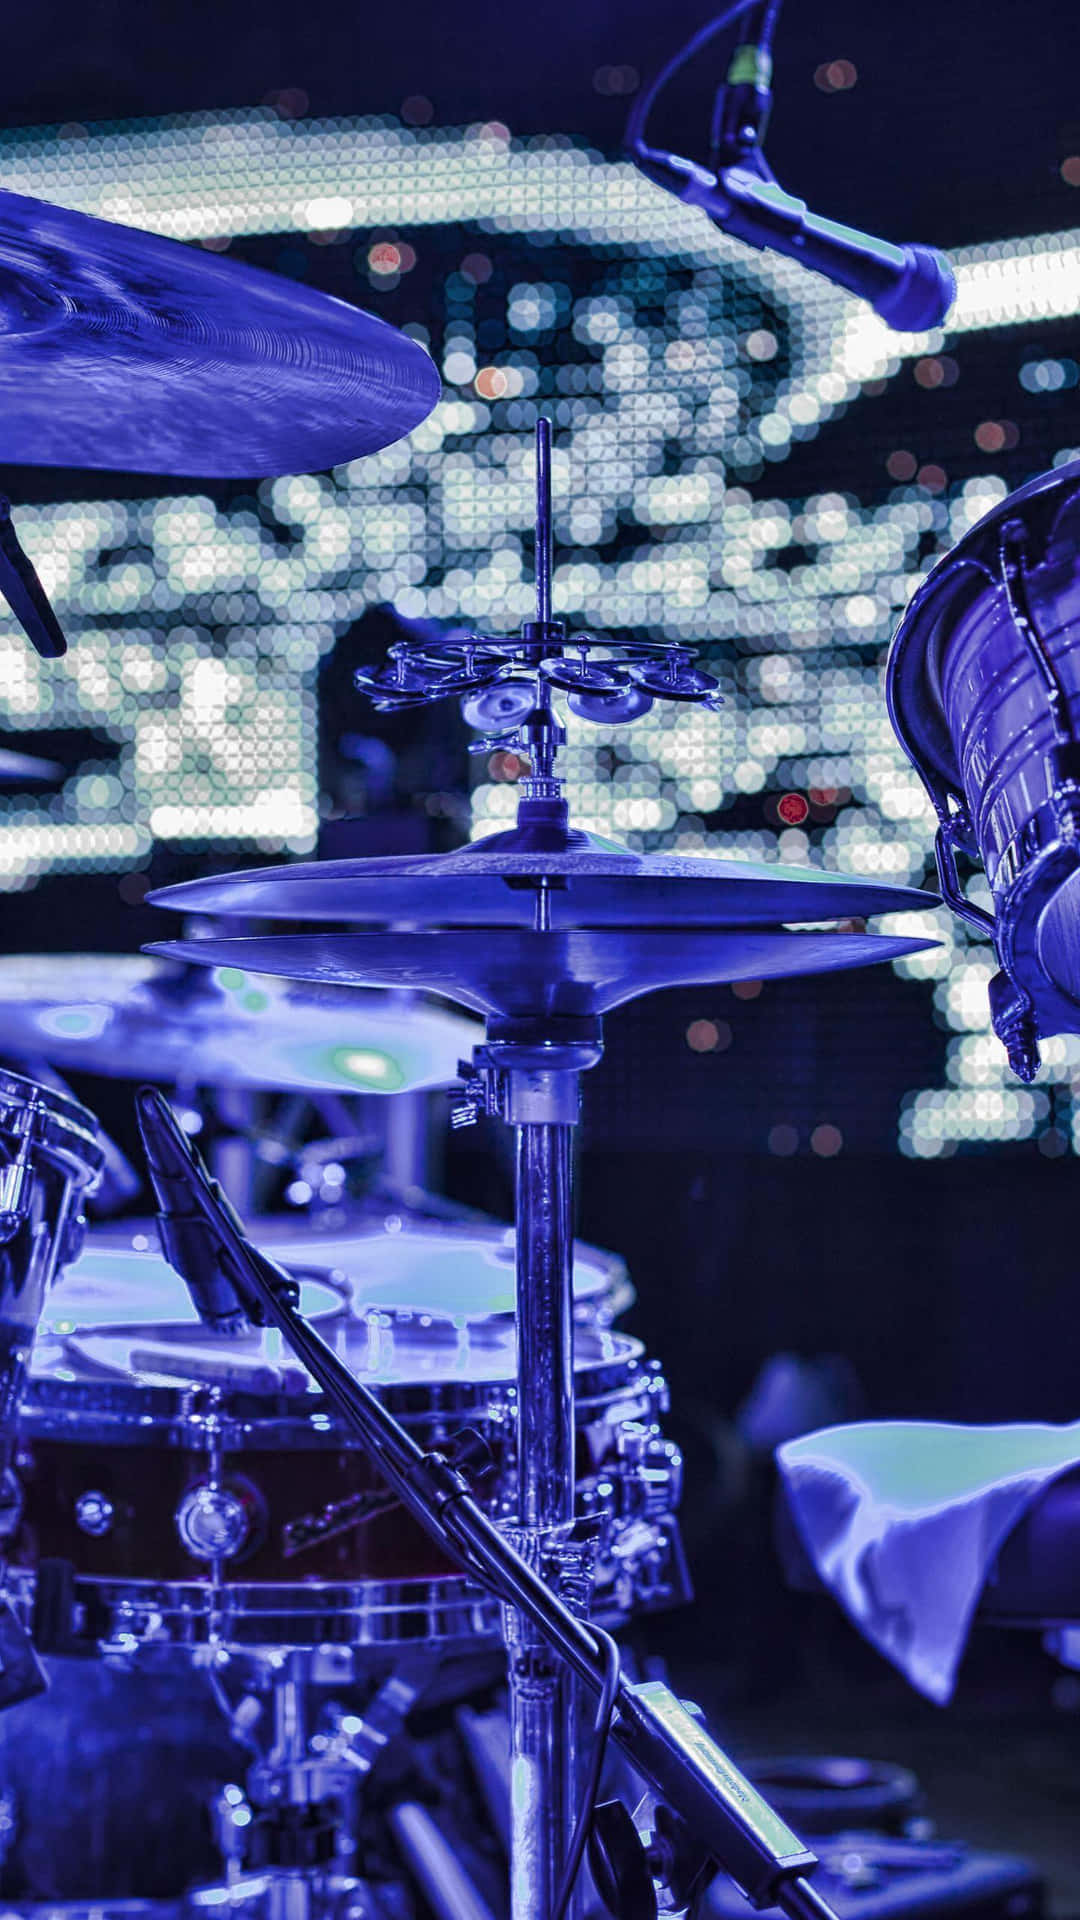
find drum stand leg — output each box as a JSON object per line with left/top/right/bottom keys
{"left": 497, "top": 1065, "right": 586, "bottom": 1920}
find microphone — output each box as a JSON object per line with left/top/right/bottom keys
{"left": 639, "top": 151, "right": 955, "bottom": 332}
{"left": 135, "top": 1085, "right": 259, "bottom": 1334}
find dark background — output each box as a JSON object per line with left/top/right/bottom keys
{"left": 5, "top": 0, "right": 1080, "bottom": 250}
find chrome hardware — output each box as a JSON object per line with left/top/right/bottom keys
{"left": 281, "top": 1487, "right": 400, "bottom": 1559}
{"left": 449, "top": 1062, "right": 493, "bottom": 1130}
{"left": 176, "top": 1482, "right": 252, "bottom": 1562}
{"left": 0, "top": 1098, "right": 42, "bottom": 1245}
{"left": 74, "top": 1489, "right": 115, "bottom": 1537}
{"left": 614, "top": 1423, "right": 684, "bottom": 1522}
{"left": 0, "top": 1789, "right": 15, "bottom": 1871}
{"left": 0, "top": 1468, "right": 23, "bottom": 1540}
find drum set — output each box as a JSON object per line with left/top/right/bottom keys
{"left": 0, "top": 130, "right": 1061, "bottom": 1920}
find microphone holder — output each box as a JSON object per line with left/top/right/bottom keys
{"left": 137, "top": 1088, "right": 838, "bottom": 1920}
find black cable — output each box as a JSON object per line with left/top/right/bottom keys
{"left": 551, "top": 1624, "right": 622, "bottom": 1920}
{"left": 625, "top": 0, "right": 761, "bottom": 165}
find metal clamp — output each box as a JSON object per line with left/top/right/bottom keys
{"left": 933, "top": 815, "right": 995, "bottom": 937}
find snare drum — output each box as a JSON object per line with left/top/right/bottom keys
{"left": 888, "top": 457, "right": 1080, "bottom": 1078}
{"left": 206, "top": 1211, "right": 633, "bottom": 1331}
{"left": 4, "top": 1244, "right": 684, "bottom": 1657}
{"left": 0, "top": 1070, "right": 102, "bottom": 1462}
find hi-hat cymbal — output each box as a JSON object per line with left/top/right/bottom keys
{"left": 146, "top": 831, "right": 938, "bottom": 928}
{"left": 145, "top": 928, "right": 936, "bottom": 1022}
{"left": 0, "top": 954, "right": 479, "bottom": 1093}
{"left": 0, "top": 191, "right": 440, "bottom": 475}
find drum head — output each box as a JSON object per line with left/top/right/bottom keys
{"left": 258, "top": 1220, "right": 621, "bottom": 1321}
{"left": 33, "top": 1241, "right": 348, "bottom": 1393}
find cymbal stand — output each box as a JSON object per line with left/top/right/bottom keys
{"left": 353, "top": 415, "right": 726, "bottom": 1916}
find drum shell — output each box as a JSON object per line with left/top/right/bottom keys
{"left": 5, "top": 1335, "right": 684, "bottom": 1650}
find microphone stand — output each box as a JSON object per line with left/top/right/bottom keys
{"left": 136, "top": 1087, "right": 837, "bottom": 1920}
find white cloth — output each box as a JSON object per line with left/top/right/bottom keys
{"left": 777, "top": 1419, "right": 1080, "bottom": 1703}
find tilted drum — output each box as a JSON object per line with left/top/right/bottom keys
{"left": 888, "top": 457, "right": 1080, "bottom": 1078}
{"left": 3, "top": 1243, "right": 684, "bottom": 1656}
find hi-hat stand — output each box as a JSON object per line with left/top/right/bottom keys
{"left": 137, "top": 1088, "right": 840, "bottom": 1920}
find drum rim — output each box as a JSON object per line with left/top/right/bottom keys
{"left": 17, "top": 1328, "right": 658, "bottom": 1438}
{"left": 1, "top": 1545, "right": 671, "bottom": 1646}
{"left": 887, "top": 457, "right": 1080, "bottom": 802}
{"left": 245, "top": 1212, "right": 630, "bottom": 1304}
{"left": 88, "top": 1214, "right": 632, "bottom": 1314}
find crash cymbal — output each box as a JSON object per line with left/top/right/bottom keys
{"left": 0, "top": 953, "right": 479, "bottom": 1093}
{"left": 0, "top": 748, "right": 61, "bottom": 782}
{"left": 0, "top": 191, "right": 440, "bottom": 476}
{"left": 145, "top": 927, "right": 936, "bottom": 1023}
{"left": 146, "top": 830, "right": 939, "bottom": 929}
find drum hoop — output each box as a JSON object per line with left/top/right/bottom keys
{"left": 0, "top": 1066, "right": 103, "bottom": 1182}
{"left": 1, "top": 1541, "right": 675, "bottom": 1647}
{"left": 272, "top": 1214, "right": 630, "bottom": 1301}
{"left": 17, "top": 1332, "right": 656, "bottom": 1442}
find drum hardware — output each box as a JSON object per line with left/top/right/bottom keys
{"left": 144, "top": 417, "right": 936, "bottom": 1920}
{"left": 197, "top": 1646, "right": 448, "bottom": 1914}
{"left": 388, "top": 1800, "right": 500, "bottom": 1920}
{"left": 131, "top": 1090, "right": 858, "bottom": 1920}
{"left": 888, "top": 457, "right": 1080, "bottom": 1082}
{"left": 0, "top": 1068, "right": 102, "bottom": 1488}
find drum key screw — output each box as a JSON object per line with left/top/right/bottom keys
{"left": 176, "top": 1483, "right": 252, "bottom": 1561}
{"left": 74, "top": 1489, "right": 115, "bottom": 1537}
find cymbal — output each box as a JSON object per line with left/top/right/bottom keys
{"left": 146, "top": 830, "right": 938, "bottom": 928}
{"left": 0, "top": 954, "right": 479, "bottom": 1093}
{"left": 0, "top": 748, "right": 61, "bottom": 782}
{"left": 0, "top": 191, "right": 440, "bottom": 476}
{"left": 145, "top": 928, "right": 936, "bottom": 1022}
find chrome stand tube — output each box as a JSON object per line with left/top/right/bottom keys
{"left": 503, "top": 1070, "right": 580, "bottom": 1920}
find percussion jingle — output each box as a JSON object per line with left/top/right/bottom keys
{"left": 627, "top": 656, "right": 723, "bottom": 704}
{"left": 461, "top": 677, "right": 539, "bottom": 729}
{"left": 353, "top": 657, "right": 444, "bottom": 702}
{"left": 567, "top": 684, "right": 655, "bottom": 724}
{"left": 539, "top": 655, "right": 631, "bottom": 696}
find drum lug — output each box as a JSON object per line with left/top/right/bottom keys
{"left": 0, "top": 1098, "right": 43, "bottom": 1244}
{"left": 933, "top": 818, "right": 995, "bottom": 937}
{"left": 614, "top": 1422, "right": 684, "bottom": 1522}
